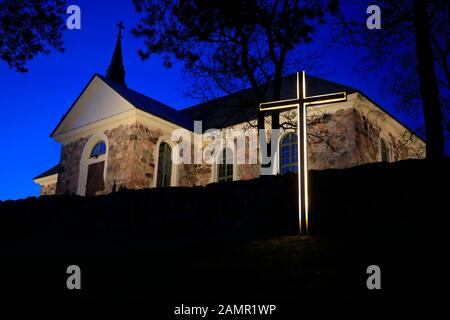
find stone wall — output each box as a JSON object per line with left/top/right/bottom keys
{"left": 176, "top": 141, "right": 214, "bottom": 187}
{"left": 195, "top": 164, "right": 213, "bottom": 186}
{"left": 389, "top": 132, "right": 424, "bottom": 161}
{"left": 40, "top": 183, "right": 57, "bottom": 196}
{"left": 178, "top": 164, "right": 195, "bottom": 187}
{"left": 129, "top": 123, "right": 160, "bottom": 189}
{"left": 236, "top": 164, "right": 260, "bottom": 180}
{"left": 55, "top": 122, "right": 166, "bottom": 195}
{"left": 353, "top": 109, "right": 425, "bottom": 164}
{"left": 53, "top": 106, "right": 361, "bottom": 195}
{"left": 56, "top": 135, "right": 90, "bottom": 194}
{"left": 307, "top": 108, "right": 357, "bottom": 170}
{"left": 53, "top": 105, "right": 424, "bottom": 196}
{"left": 353, "top": 109, "right": 381, "bottom": 164}
{"left": 177, "top": 106, "right": 359, "bottom": 184}
{"left": 103, "top": 124, "right": 135, "bottom": 192}
{"left": 260, "top": 107, "right": 358, "bottom": 172}
{"left": 235, "top": 133, "right": 260, "bottom": 180}
{"left": 104, "top": 123, "right": 164, "bottom": 191}
{"left": 214, "top": 104, "right": 423, "bottom": 176}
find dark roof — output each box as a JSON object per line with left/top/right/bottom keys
{"left": 181, "top": 73, "right": 358, "bottom": 130}
{"left": 33, "top": 164, "right": 59, "bottom": 180}
{"left": 181, "top": 73, "right": 423, "bottom": 142}
{"left": 97, "top": 74, "right": 194, "bottom": 130}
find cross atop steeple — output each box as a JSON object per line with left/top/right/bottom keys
{"left": 106, "top": 21, "right": 126, "bottom": 86}
{"left": 116, "top": 21, "right": 124, "bottom": 39}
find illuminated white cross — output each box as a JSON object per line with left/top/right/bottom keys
{"left": 260, "top": 71, "right": 347, "bottom": 234}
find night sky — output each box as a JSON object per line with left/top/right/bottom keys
{"left": 0, "top": 0, "right": 425, "bottom": 200}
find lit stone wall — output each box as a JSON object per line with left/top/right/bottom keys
{"left": 105, "top": 123, "right": 163, "bottom": 191}
{"left": 55, "top": 122, "right": 167, "bottom": 195}
{"left": 353, "top": 108, "right": 425, "bottom": 164}
{"left": 40, "top": 183, "right": 57, "bottom": 196}
{"left": 306, "top": 107, "right": 357, "bottom": 170}
{"left": 56, "top": 135, "right": 91, "bottom": 194}
{"left": 353, "top": 109, "right": 381, "bottom": 163}
{"left": 178, "top": 106, "right": 360, "bottom": 185}
{"left": 53, "top": 104, "right": 424, "bottom": 196}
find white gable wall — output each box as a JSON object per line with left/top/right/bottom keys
{"left": 53, "top": 76, "right": 134, "bottom": 137}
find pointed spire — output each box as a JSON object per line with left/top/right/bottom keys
{"left": 106, "top": 21, "right": 126, "bottom": 86}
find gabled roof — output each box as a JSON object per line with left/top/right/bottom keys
{"left": 33, "top": 164, "right": 59, "bottom": 180}
{"left": 51, "top": 74, "right": 194, "bottom": 137}
{"left": 96, "top": 74, "right": 194, "bottom": 130}
{"left": 181, "top": 73, "right": 358, "bottom": 129}
{"left": 52, "top": 72, "right": 360, "bottom": 137}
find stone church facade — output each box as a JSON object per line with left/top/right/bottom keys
{"left": 33, "top": 33, "right": 425, "bottom": 196}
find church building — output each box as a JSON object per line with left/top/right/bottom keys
{"left": 33, "top": 28, "right": 425, "bottom": 196}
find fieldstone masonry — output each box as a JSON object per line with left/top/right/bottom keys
{"left": 307, "top": 108, "right": 356, "bottom": 170}
{"left": 353, "top": 109, "right": 422, "bottom": 163}
{"left": 105, "top": 123, "right": 163, "bottom": 191}
{"left": 40, "top": 183, "right": 57, "bottom": 196}
{"left": 49, "top": 105, "right": 423, "bottom": 196}
{"left": 354, "top": 109, "right": 381, "bottom": 163}
{"left": 56, "top": 135, "right": 90, "bottom": 194}
{"left": 56, "top": 122, "right": 167, "bottom": 195}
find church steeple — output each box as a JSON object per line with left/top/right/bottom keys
{"left": 106, "top": 21, "right": 126, "bottom": 86}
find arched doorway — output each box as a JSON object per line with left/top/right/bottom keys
{"left": 84, "top": 140, "right": 107, "bottom": 196}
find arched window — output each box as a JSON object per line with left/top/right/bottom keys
{"left": 218, "top": 148, "right": 233, "bottom": 182}
{"left": 156, "top": 142, "right": 172, "bottom": 187}
{"left": 380, "top": 138, "right": 390, "bottom": 162}
{"left": 90, "top": 141, "right": 106, "bottom": 158}
{"left": 280, "top": 133, "right": 298, "bottom": 174}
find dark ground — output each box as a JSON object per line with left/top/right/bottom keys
{"left": 0, "top": 159, "right": 449, "bottom": 316}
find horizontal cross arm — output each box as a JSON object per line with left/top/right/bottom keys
{"left": 259, "top": 98, "right": 299, "bottom": 111}
{"left": 304, "top": 92, "right": 347, "bottom": 106}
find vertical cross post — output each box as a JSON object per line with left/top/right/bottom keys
{"left": 298, "top": 71, "right": 308, "bottom": 234}
{"left": 259, "top": 71, "right": 347, "bottom": 234}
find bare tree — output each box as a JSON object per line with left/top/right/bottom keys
{"left": 337, "top": 0, "right": 448, "bottom": 159}
{"left": 132, "top": 0, "right": 339, "bottom": 132}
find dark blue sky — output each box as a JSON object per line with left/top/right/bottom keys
{"left": 0, "top": 0, "right": 424, "bottom": 200}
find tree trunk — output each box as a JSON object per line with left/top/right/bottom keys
{"left": 271, "top": 64, "right": 284, "bottom": 131}
{"left": 266, "top": 69, "right": 283, "bottom": 170}
{"left": 412, "top": 0, "right": 445, "bottom": 160}
{"left": 271, "top": 79, "right": 281, "bottom": 131}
